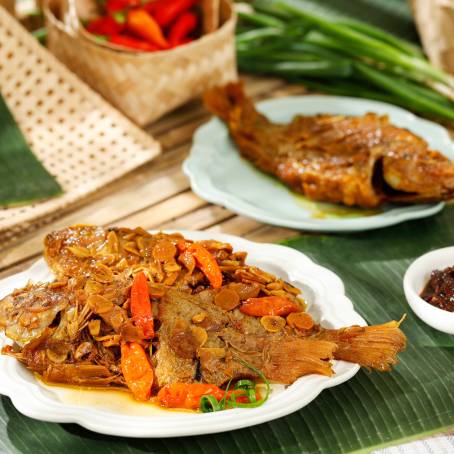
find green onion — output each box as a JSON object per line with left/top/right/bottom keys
{"left": 238, "top": 59, "right": 353, "bottom": 78}
{"left": 335, "top": 18, "right": 423, "bottom": 58}
{"left": 200, "top": 395, "right": 222, "bottom": 413}
{"left": 198, "top": 359, "right": 270, "bottom": 412}
{"left": 276, "top": 0, "right": 449, "bottom": 85}
{"left": 236, "top": 27, "right": 288, "bottom": 45}
{"left": 238, "top": 10, "right": 285, "bottom": 28}
{"left": 235, "top": 0, "right": 454, "bottom": 121}
{"left": 228, "top": 356, "right": 271, "bottom": 409}
{"left": 353, "top": 62, "right": 454, "bottom": 120}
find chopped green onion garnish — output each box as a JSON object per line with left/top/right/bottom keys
{"left": 198, "top": 359, "right": 271, "bottom": 412}
{"left": 200, "top": 395, "right": 222, "bottom": 413}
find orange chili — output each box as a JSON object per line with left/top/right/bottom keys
{"left": 127, "top": 8, "right": 169, "bottom": 49}
{"left": 157, "top": 383, "right": 260, "bottom": 410}
{"left": 188, "top": 243, "right": 223, "bottom": 289}
{"left": 177, "top": 240, "right": 222, "bottom": 288}
{"left": 240, "top": 296, "right": 300, "bottom": 317}
{"left": 130, "top": 271, "right": 154, "bottom": 338}
{"left": 121, "top": 341, "right": 154, "bottom": 401}
{"left": 157, "top": 383, "right": 224, "bottom": 409}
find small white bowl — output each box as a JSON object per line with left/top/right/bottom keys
{"left": 403, "top": 246, "right": 454, "bottom": 335}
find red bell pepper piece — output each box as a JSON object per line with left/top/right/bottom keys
{"left": 127, "top": 8, "right": 169, "bottom": 48}
{"left": 109, "top": 34, "right": 160, "bottom": 51}
{"left": 168, "top": 12, "right": 197, "bottom": 47}
{"left": 130, "top": 271, "right": 154, "bottom": 338}
{"left": 152, "top": 0, "right": 198, "bottom": 28}
{"left": 86, "top": 16, "right": 124, "bottom": 35}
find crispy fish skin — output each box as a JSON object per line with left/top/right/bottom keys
{"left": 204, "top": 82, "right": 454, "bottom": 208}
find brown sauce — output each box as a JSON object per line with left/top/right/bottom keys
{"left": 420, "top": 266, "right": 454, "bottom": 312}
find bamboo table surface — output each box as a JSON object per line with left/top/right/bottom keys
{"left": 0, "top": 74, "right": 453, "bottom": 451}
{"left": 0, "top": 76, "right": 303, "bottom": 280}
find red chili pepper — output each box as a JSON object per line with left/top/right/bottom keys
{"left": 143, "top": 0, "right": 168, "bottom": 15}
{"left": 86, "top": 16, "right": 124, "bottom": 35}
{"left": 152, "top": 0, "right": 198, "bottom": 28}
{"left": 106, "top": 0, "right": 140, "bottom": 14}
{"left": 109, "top": 34, "right": 160, "bottom": 51}
{"left": 127, "top": 8, "right": 169, "bottom": 48}
{"left": 168, "top": 12, "right": 197, "bottom": 47}
{"left": 130, "top": 271, "right": 154, "bottom": 337}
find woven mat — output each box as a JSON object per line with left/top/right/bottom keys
{"left": 0, "top": 6, "right": 161, "bottom": 244}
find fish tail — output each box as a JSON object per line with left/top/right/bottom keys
{"left": 203, "top": 81, "right": 249, "bottom": 123}
{"left": 315, "top": 317, "right": 406, "bottom": 372}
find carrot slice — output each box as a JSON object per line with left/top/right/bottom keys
{"left": 120, "top": 342, "right": 154, "bottom": 401}
{"left": 131, "top": 271, "right": 154, "bottom": 338}
{"left": 287, "top": 312, "right": 314, "bottom": 330}
{"left": 240, "top": 296, "right": 300, "bottom": 317}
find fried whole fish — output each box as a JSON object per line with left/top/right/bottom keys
{"left": 1, "top": 226, "right": 406, "bottom": 397}
{"left": 203, "top": 82, "right": 454, "bottom": 208}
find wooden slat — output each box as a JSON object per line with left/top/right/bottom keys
{"left": 206, "top": 215, "right": 263, "bottom": 236}
{"left": 245, "top": 225, "right": 300, "bottom": 243}
{"left": 0, "top": 148, "right": 191, "bottom": 270}
{"left": 115, "top": 192, "right": 206, "bottom": 229}
{"left": 159, "top": 205, "right": 233, "bottom": 231}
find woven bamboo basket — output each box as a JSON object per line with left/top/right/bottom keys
{"left": 0, "top": 5, "right": 160, "bottom": 244}
{"left": 44, "top": 0, "right": 237, "bottom": 126}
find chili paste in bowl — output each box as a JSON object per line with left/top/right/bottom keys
{"left": 420, "top": 266, "right": 454, "bottom": 312}
{"left": 403, "top": 246, "right": 454, "bottom": 335}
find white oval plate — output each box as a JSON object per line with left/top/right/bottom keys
{"left": 184, "top": 96, "right": 454, "bottom": 232}
{"left": 0, "top": 231, "right": 365, "bottom": 437}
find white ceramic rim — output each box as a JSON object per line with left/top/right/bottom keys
{"left": 403, "top": 246, "right": 454, "bottom": 335}
{"left": 183, "top": 95, "right": 452, "bottom": 232}
{"left": 0, "top": 231, "right": 366, "bottom": 437}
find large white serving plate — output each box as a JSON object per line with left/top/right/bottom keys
{"left": 184, "top": 96, "right": 454, "bottom": 232}
{"left": 0, "top": 231, "right": 365, "bottom": 438}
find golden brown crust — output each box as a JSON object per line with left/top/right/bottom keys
{"left": 204, "top": 82, "right": 454, "bottom": 208}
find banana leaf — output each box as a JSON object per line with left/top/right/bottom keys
{"left": 1, "top": 206, "right": 454, "bottom": 453}
{"left": 0, "top": 93, "right": 62, "bottom": 207}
